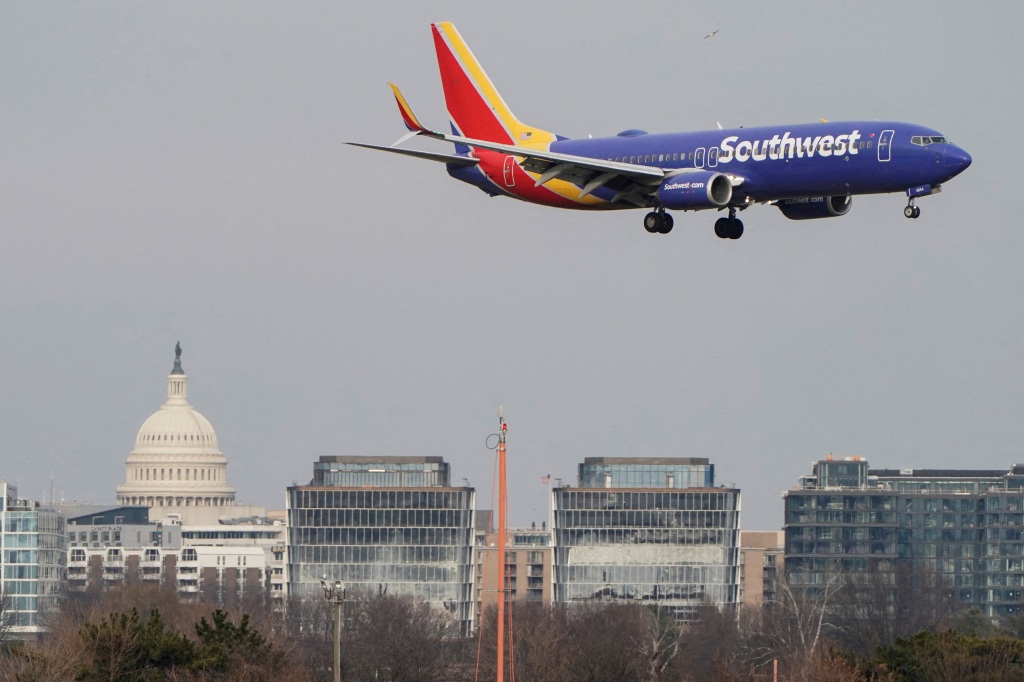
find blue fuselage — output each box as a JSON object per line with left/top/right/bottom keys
{"left": 549, "top": 121, "right": 970, "bottom": 206}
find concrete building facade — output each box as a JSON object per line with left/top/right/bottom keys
{"left": 739, "top": 530, "right": 783, "bottom": 607}
{"left": 474, "top": 526, "right": 553, "bottom": 624}
{"left": 64, "top": 505, "right": 284, "bottom": 607}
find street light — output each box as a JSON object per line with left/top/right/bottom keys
{"left": 320, "top": 576, "right": 346, "bottom": 682}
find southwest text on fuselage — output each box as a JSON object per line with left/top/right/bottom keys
{"left": 718, "top": 129, "right": 863, "bottom": 163}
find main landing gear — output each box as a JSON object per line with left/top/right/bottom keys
{"left": 644, "top": 209, "right": 674, "bottom": 234}
{"left": 714, "top": 208, "right": 744, "bottom": 239}
{"left": 904, "top": 199, "right": 921, "bottom": 219}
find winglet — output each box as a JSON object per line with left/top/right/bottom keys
{"left": 389, "top": 83, "right": 428, "bottom": 133}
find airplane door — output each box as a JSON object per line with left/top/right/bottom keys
{"left": 877, "top": 130, "right": 894, "bottom": 162}
{"left": 708, "top": 147, "right": 719, "bottom": 168}
{"left": 695, "top": 147, "right": 706, "bottom": 168}
{"left": 503, "top": 156, "right": 516, "bottom": 187}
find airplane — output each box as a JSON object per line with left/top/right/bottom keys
{"left": 350, "top": 22, "right": 972, "bottom": 238}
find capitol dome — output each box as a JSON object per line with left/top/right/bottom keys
{"left": 116, "top": 344, "right": 236, "bottom": 510}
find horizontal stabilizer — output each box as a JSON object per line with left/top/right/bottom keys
{"left": 347, "top": 142, "right": 479, "bottom": 167}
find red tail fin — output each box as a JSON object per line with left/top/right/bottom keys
{"left": 431, "top": 22, "right": 554, "bottom": 147}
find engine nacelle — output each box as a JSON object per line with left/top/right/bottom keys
{"left": 776, "top": 195, "right": 852, "bottom": 220}
{"left": 657, "top": 171, "right": 732, "bottom": 210}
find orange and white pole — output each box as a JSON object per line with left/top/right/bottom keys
{"left": 496, "top": 407, "right": 508, "bottom": 682}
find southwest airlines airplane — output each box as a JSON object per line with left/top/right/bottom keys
{"left": 351, "top": 22, "right": 972, "bottom": 238}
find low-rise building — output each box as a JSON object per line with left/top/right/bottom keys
{"left": 64, "top": 505, "right": 283, "bottom": 606}
{"left": 474, "top": 524, "right": 553, "bottom": 623}
{"left": 739, "top": 530, "right": 783, "bottom": 607}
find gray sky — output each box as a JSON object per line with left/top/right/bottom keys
{"left": 2, "top": 2, "right": 1020, "bottom": 528}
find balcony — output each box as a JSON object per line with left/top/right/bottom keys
{"left": 139, "top": 568, "right": 162, "bottom": 582}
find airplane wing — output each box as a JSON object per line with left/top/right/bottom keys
{"left": 349, "top": 130, "right": 670, "bottom": 206}
{"left": 347, "top": 142, "right": 479, "bottom": 167}
{"left": 424, "top": 132, "right": 723, "bottom": 207}
{"left": 348, "top": 83, "right": 725, "bottom": 207}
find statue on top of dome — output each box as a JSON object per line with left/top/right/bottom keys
{"left": 172, "top": 341, "right": 184, "bottom": 375}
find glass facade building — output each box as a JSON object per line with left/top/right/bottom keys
{"left": 785, "top": 458, "right": 1024, "bottom": 618}
{"left": 553, "top": 457, "right": 740, "bottom": 621}
{"left": 1, "top": 482, "right": 66, "bottom": 635}
{"left": 287, "top": 456, "right": 476, "bottom": 635}
{"left": 578, "top": 457, "right": 714, "bottom": 490}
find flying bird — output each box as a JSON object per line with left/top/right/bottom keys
{"left": 704, "top": 29, "right": 719, "bottom": 39}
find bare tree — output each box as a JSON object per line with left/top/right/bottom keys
{"left": 830, "top": 561, "right": 960, "bottom": 656}
{"left": 0, "top": 588, "right": 14, "bottom": 647}
{"left": 675, "top": 602, "right": 741, "bottom": 681}
{"left": 564, "top": 602, "right": 654, "bottom": 682}
{"left": 283, "top": 592, "right": 333, "bottom": 678}
{"left": 731, "top": 570, "right": 844, "bottom": 681}
{"left": 474, "top": 602, "right": 574, "bottom": 682}
{"left": 341, "top": 591, "right": 464, "bottom": 682}
{"left": 636, "top": 603, "right": 682, "bottom": 682}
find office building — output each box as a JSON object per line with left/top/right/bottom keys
{"left": 552, "top": 457, "right": 741, "bottom": 621}
{"left": 1, "top": 482, "right": 66, "bottom": 638}
{"left": 286, "top": 456, "right": 476, "bottom": 635}
{"left": 784, "top": 457, "right": 1024, "bottom": 618}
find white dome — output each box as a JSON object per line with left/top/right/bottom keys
{"left": 116, "top": 346, "right": 236, "bottom": 511}
{"left": 134, "top": 404, "right": 220, "bottom": 453}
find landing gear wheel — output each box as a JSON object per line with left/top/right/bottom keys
{"left": 658, "top": 213, "right": 674, "bottom": 234}
{"left": 644, "top": 211, "right": 661, "bottom": 233}
{"left": 715, "top": 217, "right": 729, "bottom": 239}
{"left": 904, "top": 205, "right": 915, "bottom": 219}
{"left": 912, "top": 206, "right": 921, "bottom": 219}
{"left": 716, "top": 217, "right": 743, "bottom": 239}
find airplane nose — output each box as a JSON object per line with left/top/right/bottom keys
{"left": 944, "top": 146, "right": 972, "bottom": 175}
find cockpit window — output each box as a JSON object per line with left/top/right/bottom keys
{"left": 911, "top": 135, "right": 950, "bottom": 146}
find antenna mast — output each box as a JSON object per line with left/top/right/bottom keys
{"left": 496, "top": 405, "right": 508, "bottom": 682}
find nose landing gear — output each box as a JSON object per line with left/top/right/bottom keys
{"left": 904, "top": 199, "right": 921, "bottom": 219}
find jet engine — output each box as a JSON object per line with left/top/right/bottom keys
{"left": 657, "top": 171, "right": 732, "bottom": 210}
{"left": 776, "top": 195, "right": 852, "bottom": 220}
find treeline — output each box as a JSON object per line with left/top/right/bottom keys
{"left": 5, "top": 577, "right": 1024, "bottom": 681}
